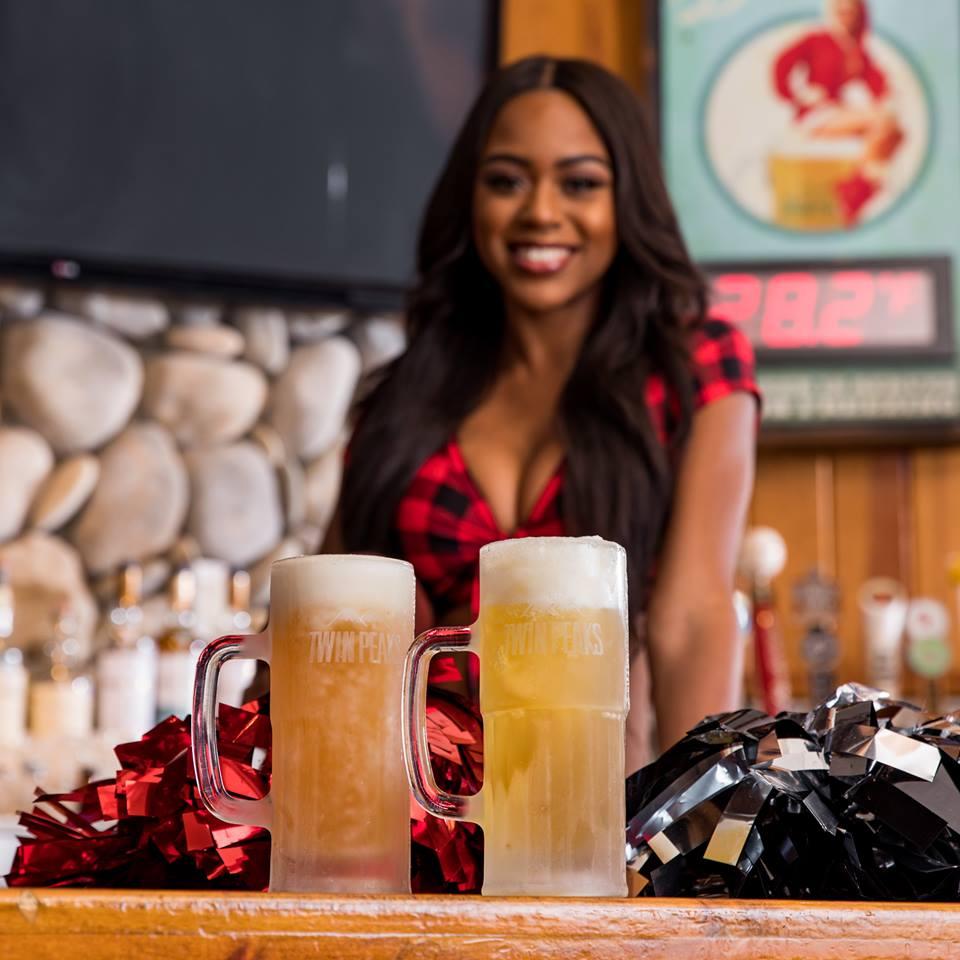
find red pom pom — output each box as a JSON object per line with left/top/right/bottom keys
{"left": 6, "top": 664, "right": 485, "bottom": 893}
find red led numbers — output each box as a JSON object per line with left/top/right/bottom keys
{"left": 876, "top": 270, "right": 923, "bottom": 317}
{"left": 713, "top": 273, "right": 762, "bottom": 328}
{"left": 819, "top": 271, "right": 873, "bottom": 347}
{"left": 761, "top": 272, "right": 818, "bottom": 347}
{"left": 712, "top": 267, "right": 933, "bottom": 350}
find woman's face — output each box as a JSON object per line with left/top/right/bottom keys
{"left": 832, "top": 0, "right": 866, "bottom": 37}
{"left": 472, "top": 89, "right": 617, "bottom": 317}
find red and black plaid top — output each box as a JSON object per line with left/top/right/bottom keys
{"left": 394, "top": 317, "right": 760, "bottom": 618}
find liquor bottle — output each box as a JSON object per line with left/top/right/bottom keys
{"left": 0, "top": 562, "right": 28, "bottom": 749}
{"left": 217, "top": 569, "right": 257, "bottom": 707}
{"left": 29, "top": 602, "right": 94, "bottom": 740}
{"left": 192, "top": 557, "right": 229, "bottom": 640}
{"left": 156, "top": 566, "right": 200, "bottom": 721}
{"left": 230, "top": 569, "right": 253, "bottom": 633}
{"left": 96, "top": 562, "right": 158, "bottom": 744}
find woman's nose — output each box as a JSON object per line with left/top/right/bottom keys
{"left": 519, "top": 178, "right": 562, "bottom": 226}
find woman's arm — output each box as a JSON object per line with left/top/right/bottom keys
{"left": 644, "top": 392, "right": 756, "bottom": 753}
{"left": 772, "top": 35, "right": 818, "bottom": 111}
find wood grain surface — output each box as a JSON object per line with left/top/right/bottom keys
{"left": 1, "top": 890, "right": 959, "bottom": 959}
{"left": 500, "top": 0, "right": 649, "bottom": 94}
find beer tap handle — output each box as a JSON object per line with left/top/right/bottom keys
{"left": 402, "top": 626, "right": 484, "bottom": 824}
{"left": 905, "top": 598, "right": 951, "bottom": 714}
{"left": 858, "top": 578, "right": 908, "bottom": 699}
{"left": 738, "top": 528, "right": 791, "bottom": 715}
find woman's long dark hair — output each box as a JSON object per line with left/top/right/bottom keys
{"left": 343, "top": 56, "right": 707, "bottom": 623}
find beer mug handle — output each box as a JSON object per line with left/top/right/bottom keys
{"left": 191, "top": 632, "right": 273, "bottom": 829}
{"left": 402, "top": 626, "right": 483, "bottom": 824}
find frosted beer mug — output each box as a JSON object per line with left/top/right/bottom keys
{"left": 192, "top": 554, "right": 415, "bottom": 892}
{"left": 403, "top": 536, "right": 629, "bottom": 896}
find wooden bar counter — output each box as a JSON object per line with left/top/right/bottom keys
{"left": 2, "top": 890, "right": 959, "bottom": 959}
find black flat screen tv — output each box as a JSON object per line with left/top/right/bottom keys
{"left": 0, "top": 0, "right": 496, "bottom": 306}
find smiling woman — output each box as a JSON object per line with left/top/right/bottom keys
{"left": 472, "top": 88, "right": 617, "bottom": 316}
{"left": 327, "top": 56, "right": 760, "bottom": 775}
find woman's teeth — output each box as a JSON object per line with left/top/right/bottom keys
{"left": 511, "top": 245, "right": 574, "bottom": 274}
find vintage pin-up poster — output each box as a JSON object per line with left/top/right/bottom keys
{"left": 660, "top": 0, "right": 960, "bottom": 255}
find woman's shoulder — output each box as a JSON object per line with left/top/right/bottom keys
{"left": 686, "top": 316, "right": 761, "bottom": 411}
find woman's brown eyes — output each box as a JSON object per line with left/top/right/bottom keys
{"left": 481, "top": 173, "right": 609, "bottom": 196}
{"left": 483, "top": 172, "right": 524, "bottom": 193}
{"left": 562, "top": 176, "right": 606, "bottom": 195}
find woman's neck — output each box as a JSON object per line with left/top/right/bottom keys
{"left": 501, "top": 293, "right": 598, "bottom": 380}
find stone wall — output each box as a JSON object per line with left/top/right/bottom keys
{"left": 0, "top": 279, "right": 406, "bottom": 657}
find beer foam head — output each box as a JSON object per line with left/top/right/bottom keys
{"left": 775, "top": 130, "right": 862, "bottom": 158}
{"left": 270, "top": 554, "right": 414, "bottom": 616}
{"left": 480, "top": 536, "right": 626, "bottom": 610}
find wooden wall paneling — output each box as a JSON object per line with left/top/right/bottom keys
{"left": 613, "top": 0, "right": 649, "bottom": 97}
{"left": 910, "top": 447, "right": 960, "bottom": 697}
{"left": 750, "top": 451, "right": 832, "bottom": 701}
{"left": 832, "top": 450, "right": 913, "bottom": 696}
{"left": 500, "top": 0, "right": 648, "bottom": 92}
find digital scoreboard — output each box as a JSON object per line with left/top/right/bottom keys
{"left": 706, "top": 257, "right": 953, "bottom": 362}
{"left": 702, "top": 257, "right": 958, "bottom": 440}
{"left": 700, "top": 257, "right": 958, "bottom": 437}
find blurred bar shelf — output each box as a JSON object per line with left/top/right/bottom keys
{"left": 2, "top": 890, "right": 960, "bottom": 958}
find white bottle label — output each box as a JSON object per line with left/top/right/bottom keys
{"left": 0, "top": 662, "right": 28, "bottom": 747}
{"left": 97, "top": 647, "right": 158, "bottom": 743}
{"left": 30, "top": 679, "right": 94, "bottom": 739}
{"left": 156, "top": 651, "right": 197, "bottom": 721}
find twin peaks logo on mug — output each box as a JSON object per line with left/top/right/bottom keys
{"left": 502, "top": 619, "right": 605, "bottom": 658}
{"left": 308, "top": 628, "right": 404, "bottom": 665}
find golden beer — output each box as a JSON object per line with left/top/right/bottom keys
{"left": 403, "top": 536, "right": 629, "bottom": 897}
{"left": 194, "top": 554, "right": 415, "bottom": 893}
{"left": 479, "top": 603, "right": 627, "bottom": 895}
{"left": 768, "top": 135, "right": 860, "bottom": 231}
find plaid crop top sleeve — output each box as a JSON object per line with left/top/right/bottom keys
{"left": 689, "top": 317, "right": 761, "bottom": 411}
{"left": 646, "top": 316, "right": 761, "bottom": 442}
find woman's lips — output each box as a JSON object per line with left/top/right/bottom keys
{"left": 508, "top": 244, "right": 577, "bottom": 275}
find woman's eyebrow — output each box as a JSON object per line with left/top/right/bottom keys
{"left": 480, "top": 152, "right": 529, "bottom": 167}
{"left": 555, "top": 154, "right": 611, "bottom": 169}
{"left": 480, "top": 152, "right": 611, "bottom": 169}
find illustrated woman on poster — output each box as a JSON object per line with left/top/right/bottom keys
{"left": 772, "top": 0, "right": 904, "bottom": 225}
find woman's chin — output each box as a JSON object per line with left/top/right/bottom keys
{"left": 502, "top": 282, "right": 592, "bottom": 317}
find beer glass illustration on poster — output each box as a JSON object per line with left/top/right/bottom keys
{"left": 660, "top": 0, "right": 960, "bottom": 262}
